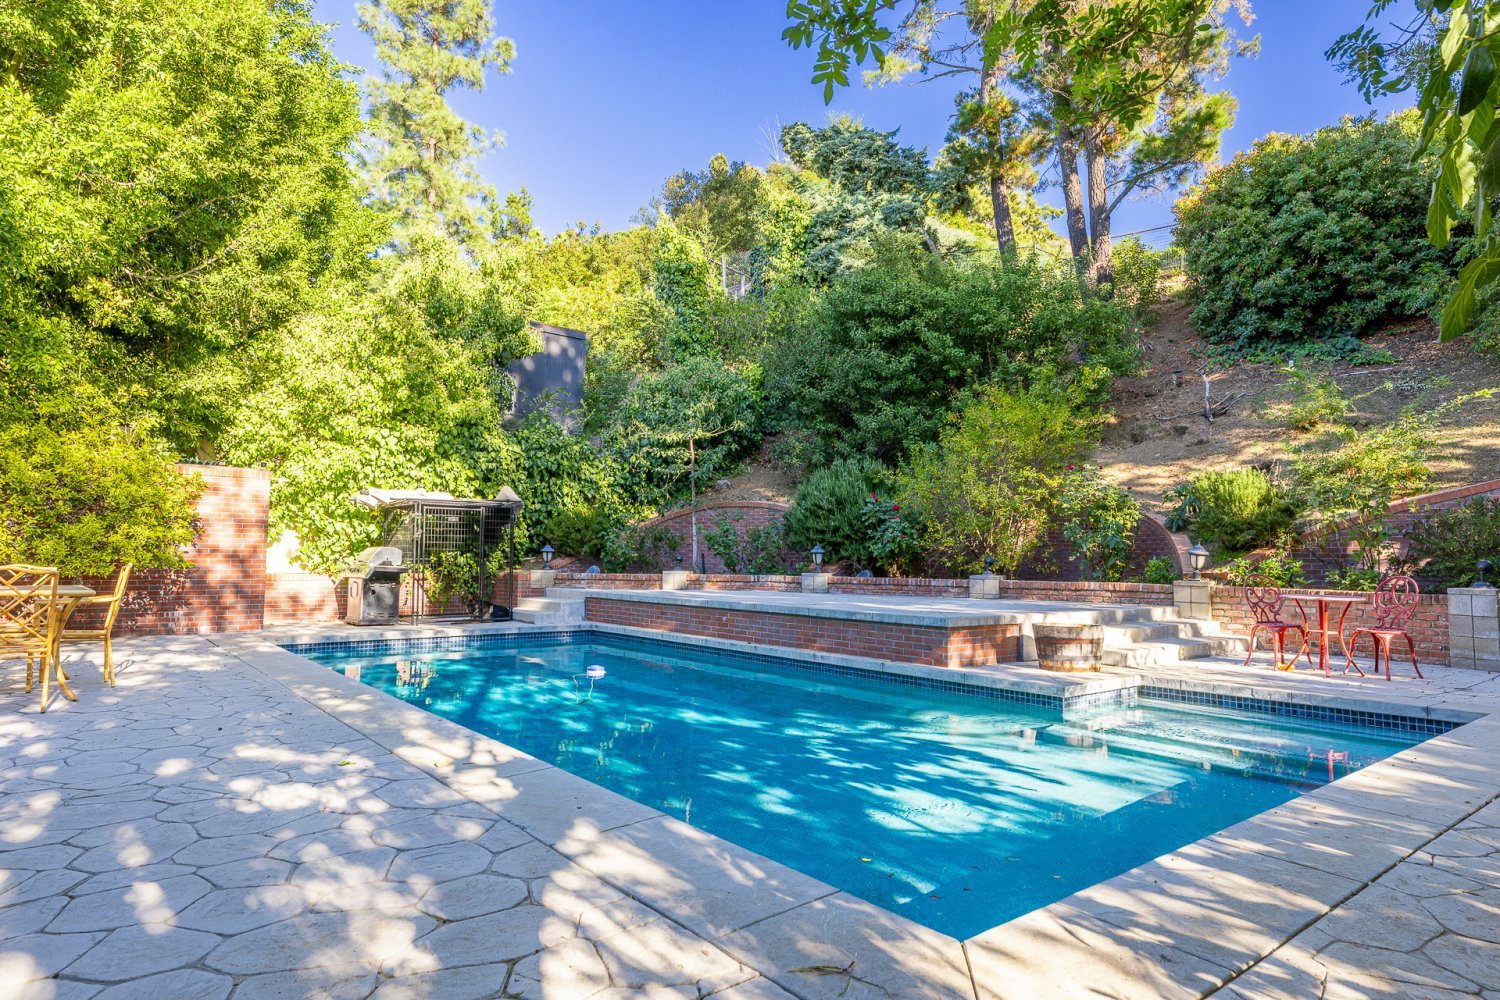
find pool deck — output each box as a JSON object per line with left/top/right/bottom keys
{"left": 2, "top": 617, "right": 1498, "bottom": 999}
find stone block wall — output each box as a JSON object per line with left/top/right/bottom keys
{"left": 584, "top": 597, "right": 1022, "bottom": 668}
{"left": 1448, "top": 588, "right": 1500, "bottom": 671}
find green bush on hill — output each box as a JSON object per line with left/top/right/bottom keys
{"left": 1176, "top": 113, "right": 1454, "bottom": 360}
{"left": 782, "top": 458, "right": 888, "bottom": 569}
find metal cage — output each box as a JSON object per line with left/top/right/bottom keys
{"left": 373, "top": 495, "right": 521, "bottom": 624}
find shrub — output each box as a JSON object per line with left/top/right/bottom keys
{"left": 743, "top": 522, "right": 788, "bottom": 575}
{"left": 862, "top": 495, "right": 923, "bottom": 577}
{"left": 1398, "top": 497, "right": 1500, "bottom": 589}
{"left": 601, "top": 523, "right": 681, "bottom": 573}
{"left": 0, "top": 425, "right": 202, "bottom": 578}
{"left": 1142, "top": 556, "right": 1179, "bottom": 585}
{"left": 765, "top": 239, "right": 1137, "bottom": 462}
{"left": 1176, "top": 113, "right": 1454, "bottom": 360}
{"left": 1220, "top": 552, "right": 1307, "bottom": 588}
{"left": 1187, "top": 468, "right": 1301, "bottom": 555}
{"left": 782, "top": 458, "right": 886, "bottom": 568}
{"left": 1109, "top": 237, "right": 1167, "bottom": 317}
{"left": 704, "top": 513, "right": 747, "bottom": 573}
{"left": 1325, "top": 567, "right": 1381, "bottom": 591}
{"left": 544, "top": 506, "right": 611, "bottom": 559}
{"left": 1056, "top": 466, "right": 1142, "bottom": 582}
{"left": 899, "top": 383, "right": 1098, "bottom": 576}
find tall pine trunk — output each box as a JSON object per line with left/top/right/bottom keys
{"left": 1056, "top": 122, "right": 1089, "bottom": 263}
{"left": 1084, "top": 130, "right": 1113, "bottom": 287}
{"left": 980, "top": 58, "right": 1016, "bottom": 256}
{"left": 989, "top": 175, "right": 1015, "bottom": 254}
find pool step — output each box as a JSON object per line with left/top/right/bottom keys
{"left": 511, "top": 595, "right": 585, "bottom": 625}
{"left": 1097, "top": 618, "right": 1248, "bottom": 669}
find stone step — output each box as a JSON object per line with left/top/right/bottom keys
{"left": 1102, "top": 619, "right": 1223, "bottom": 644}
{"left": 1100, "top": 634, "right": 1248, "bottom": 668}
{"left": 511, "top": 594, "right": 585, "bottom": 625}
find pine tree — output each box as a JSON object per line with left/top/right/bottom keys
{"left": 358, "top": 0, "right": 514, "bottom": 244}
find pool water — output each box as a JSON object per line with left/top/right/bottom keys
{"left": 301, "top": 633, "right": 1427, "bottom": 938}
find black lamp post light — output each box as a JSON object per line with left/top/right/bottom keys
{"left": 1477, "top": 559, "right": 1495, "bottom": 589}
{"left": 1187, "top": 544, "right": 1210, "bottom": 581}
{"left": 811, "top": 545, "right": 825, "bottom": 571}
{"left": 540, "top": 544, "right": 553, "bottom": 570}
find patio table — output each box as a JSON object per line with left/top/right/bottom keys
{"left": 1, "top": 583, "right": 95, "bottom": 704}
{"left": 1282, "top": 592, "right": 1365, "bottom": 677}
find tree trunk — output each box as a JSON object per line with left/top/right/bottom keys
{"left": 989, "top": 175, "right": 1015, "bottom": 254}
{"left": 1084, "top": 130, "right": 1113, "bottom": 287}
{"left": 688, "top": 437, "right": 699, "bottom": 572}
{"left": 1055, "top": 122, "right": 1090, "bottom": 263}
{"left": 979, "top": 56, "right": 1016, "bottom": 256}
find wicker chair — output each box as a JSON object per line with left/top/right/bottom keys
{"left": 1242, "top": 574, "right": 1309, "bottom": 670}
{"left": 0, "top": 565, "right": 63, "bottom": 710}
{"left": 60, "top": 564, "right": 132, "bottom": 687}
{"left": 1346, "top": 574, "right": 1423, "bottom": 681}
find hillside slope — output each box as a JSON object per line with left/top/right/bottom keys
{"left": 1096, "top": 298, "right": 1500, "bottom": 506}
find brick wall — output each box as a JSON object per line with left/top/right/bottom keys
{"left": 828, "top": 577, "right": 970, "bottom": 597}
{"left": 635, "top": 501, "right": 790, "bottom": 574}
{"left": 1211, "top": 587, "right": 1449, "bottom": 666}
{"left": 584, "top": 597, "right": 1022, "bottom": 668}
{"left": 1294, "top": 480, "right": 1500, "bottom": 584}
{"left": 265, "top": 572, "right": 345, "bottom": 625}
{"left": 1018, "top": 513, "right": 1190, "bottom": 581}
{"left": 69, "top": 465, "right": 269, "bottom": 635}
{"left": 997, "top": 580, "right": 1176, "bottom": 606}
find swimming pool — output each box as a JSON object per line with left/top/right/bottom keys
{"left": 295, "top": 631, "right": 1433, "bottom": 938}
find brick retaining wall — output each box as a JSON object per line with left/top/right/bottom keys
{"left": 636, "top": 501, "right": 791, "bottom": 574}
{"left": 583, "top": 597, "right": 1022, "bottom": 668}
{"left": 70, "top": 465, "right": 269, "bottom": 635}
{"left": 1211, "top": 587, "right": 1449, "bottom": 666}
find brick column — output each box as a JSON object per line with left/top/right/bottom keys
{"left": 1449, "top": 587, "right": 1500, "bottom": 671}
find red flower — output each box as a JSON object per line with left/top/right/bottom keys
{"left": 892, "top": 504, "right": 900, "bottom": 512}
{"left": 1067, "top": 464, "right": 1076, "bottom": 471}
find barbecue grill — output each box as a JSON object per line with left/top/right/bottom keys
{"left": 344, "top": 546, "right": 409, "bottom": 626}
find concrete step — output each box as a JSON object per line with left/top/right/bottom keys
{"left": 1100, "top": 634, "right": 1249, "bottom": 668}
{"left": 1102, "top": 619, "right": 1223, "bottom": 644}
{"left": 511, "top": 594, "right": 585, "bottom": 625}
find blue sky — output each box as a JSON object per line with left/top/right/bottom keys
{"left": 313, "top": 1, "right": 1408, "bottom": 239}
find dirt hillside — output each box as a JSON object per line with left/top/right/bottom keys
{"left": 713, "top": 296, "right": 1500, "bottom": 509}
{"left": 1097, "top": 297, "right": 1500, "bottom": 507}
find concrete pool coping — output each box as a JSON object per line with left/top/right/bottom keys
{"left": 229, "top": 621, "right": 1500, "bottom": 999}
{"left": 555, "top": 587, "right": 1167, "bottom": 628}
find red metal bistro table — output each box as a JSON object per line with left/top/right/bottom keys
{"left": 1282, "top": 592, "right": 1365, "bottom": 677}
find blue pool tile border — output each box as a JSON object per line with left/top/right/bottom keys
{"left": 279, "top": 630, "right": 1456, "bottom": 736}
{"left": 282, "top": 628, "right": 1082, "bottom": 713}
{"left": 1140, "top": 686, "right": 1460, "bottom": 736}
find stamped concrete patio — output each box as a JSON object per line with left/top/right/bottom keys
{"left": 2, "top": 621, "right": 1499, "bottom": 999}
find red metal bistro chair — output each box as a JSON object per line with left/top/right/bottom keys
{"left": 1346, "top": 575, "right": 1423, "bottom": 681}
{"left": 1242, "top": 574, "right": 1309, "bottom": 670}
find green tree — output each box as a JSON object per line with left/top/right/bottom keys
{"left": 775, "top": 118, "right": 936, "bottom": 281}
{"left": 900, "top": 383, "right": 1099, "bottom": 575}
{"left": 1330, "top": 1, "right": 1500, "bottom": 341}
{"left": 649, "top": 154, "right": 769, "bottom": 259}
{"left": 358, "top": 0, "right": 515, "bottom": 244}
{"left": 785, "top": 0, "right": 1254, "bottom": 282}
{"left": 220, "top": 239, "right": 534, "bottom": 572}
{"left": 1175, "top": 113, "right": 1453, "bottom": 358}
{"left": 766, "top": 236, "right": 1137, "bottom": 461}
